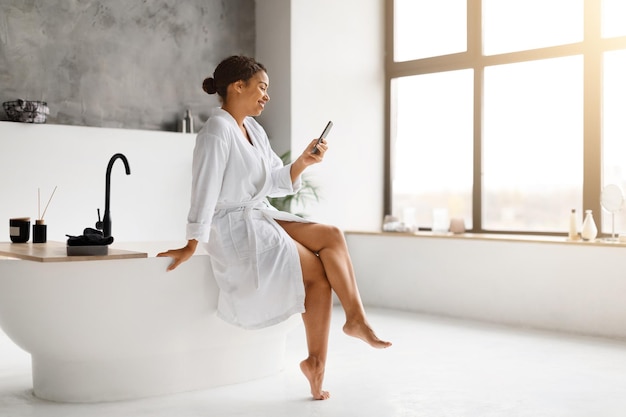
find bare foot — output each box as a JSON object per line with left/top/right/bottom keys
{"left": 300, "top": 357, "right": 330, "bottom": 400}
{"left": 343, "top": 321, "right": 392, "bottom": 349}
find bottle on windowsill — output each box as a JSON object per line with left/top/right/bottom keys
{"left": 581, "top": 209, "right": 597, "bottom": 242}
{"left": 568, "top": 208, "right": 578, "bottom": 241}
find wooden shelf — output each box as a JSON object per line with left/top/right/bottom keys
{"left": 0, "top": 241, "right": 147, "bottom": 262}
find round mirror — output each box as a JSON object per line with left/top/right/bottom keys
{"left": 600, "top": 184, "right": 624, "bottom": 241}
{"left": 601, "top": 184, "right": 624, "bottom": 213}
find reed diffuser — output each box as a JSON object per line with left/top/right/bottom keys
{"left": 34, "top": 186, "right": 57, "bottom": 243}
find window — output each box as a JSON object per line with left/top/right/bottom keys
{"left": 602, "top": 49, "right": 626, "bottom": 233}
{"left": 602, "top": 0, "right": 626, "bottom": 38}
{"left": 482, "top": 0, "right": 583, "bottom": 55}
{"left": 392, "top": 70, "right": 474, "bottom": 229}
{"left": 483, "top": 56, "right": 583, "bottom": 232}
{"left": 387, "top": 0, "right": 626, "bottom": 235}
{"left": 393, "top": 0, "right": 467, "bottom": 61}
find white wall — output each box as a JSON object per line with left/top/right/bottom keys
{"left": 347, "top": 232, "right": 626, "bottom": 340}
{"left": 256, "top": 0, "right": 386, "bottom": 231}
{"left": 0, "top": 122, "right": 194, "bottom": 243}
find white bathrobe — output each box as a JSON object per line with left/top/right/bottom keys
{"left": 186, "top": 108, "right": 310, "bottom": 329}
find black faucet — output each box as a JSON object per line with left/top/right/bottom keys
{"left": 99, "top": 153, "right": 131, "bottom": 238}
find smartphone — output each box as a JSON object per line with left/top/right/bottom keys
{"left": 312, "top": 121, "right": 333, "bottom": 154}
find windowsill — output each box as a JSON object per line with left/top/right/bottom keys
{"left": 344, "top": 230, "right": 626, "bottom": 248}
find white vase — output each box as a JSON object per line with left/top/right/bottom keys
{"left": 581, "top": 210, "right": 597, "bottom": 241}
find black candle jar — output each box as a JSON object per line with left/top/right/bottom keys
{"left": 9, "top": 217, "right": 30, "bottom": 243}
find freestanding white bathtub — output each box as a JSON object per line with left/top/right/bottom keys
{"left": 0, "top": 242, "right": 300, "bottom": 403}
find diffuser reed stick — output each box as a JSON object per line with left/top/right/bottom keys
{"left": 40, "top": 186, "right": 58, "bottom": 221}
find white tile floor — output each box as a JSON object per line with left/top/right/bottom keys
{"left": 2, "top": 307, "right": 626, "bottom": 417}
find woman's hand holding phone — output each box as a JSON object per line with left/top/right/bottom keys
{"left": 312, "top": 121, "right": 333, "bottom": 154}
{"left": 290, "top": 121, "right": 332, "bottom": 181}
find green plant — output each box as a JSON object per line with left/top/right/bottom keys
{"left": 268, "top": 151, "right": 320, "bottom": 216}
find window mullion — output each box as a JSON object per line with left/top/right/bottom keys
{"left": 582, "top": 0, "right": 603, "bottom": 230}
{"left": 469, "top": 0, "right": 483, "bottom": 231}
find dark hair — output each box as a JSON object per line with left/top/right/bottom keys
{"left": 202, "top": 55, "right": 267, "bottom": 102}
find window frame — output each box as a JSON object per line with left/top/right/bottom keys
{"left": 384, "top": 0, "right": 626, "bottom": 235}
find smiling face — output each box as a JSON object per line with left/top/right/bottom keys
{"left": 238, "top": 71, "right": 270, "bottom": 117}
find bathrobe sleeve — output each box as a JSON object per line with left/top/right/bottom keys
{"left": 186, "top": 127, "right": 230, "bottom": 242}
{"left": 267, "top": 157, "right": 302, "bottom": 198}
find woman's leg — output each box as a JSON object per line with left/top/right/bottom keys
{"left": 278, "top": 221, "right": 391, "bottom": 349}
{"left": 293, "top": 239, "right": 333, "bottom": 400}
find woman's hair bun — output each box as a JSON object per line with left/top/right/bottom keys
{"left": 202, "top": 77, "right": 217, "bottom": 95}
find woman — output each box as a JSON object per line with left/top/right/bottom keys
{"left": 157, "top": 55, "right": 391, "bottom": 400}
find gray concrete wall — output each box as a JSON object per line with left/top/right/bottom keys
{"left": 0, "top": 0, "right": 255, "bottom": 131}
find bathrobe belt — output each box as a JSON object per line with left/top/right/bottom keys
{"left": 215, "top": 198, "right": 272, "bottom": 290}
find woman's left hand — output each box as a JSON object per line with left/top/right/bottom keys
{"left": 289, "top": 138, "right": 329, "bottom": 182}
{"left": 301, "top": 138, "right": 328, "bottom": 165}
